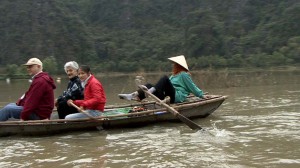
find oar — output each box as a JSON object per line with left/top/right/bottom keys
{"left": 138, "top": 85, "right": 203, "bottom": 130}
{"left": 69, "top": 102, "right": 98, "bottom": 120}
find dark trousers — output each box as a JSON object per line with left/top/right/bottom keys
{"left": 137, "top": 75, "right": 175, "bottom": 103}
{"left": 57, "top": 101, "right": 78, "bottom": 119}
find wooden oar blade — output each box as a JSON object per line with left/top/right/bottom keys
{"left": 176, "top": 113, "right": 202, "bottom": 130}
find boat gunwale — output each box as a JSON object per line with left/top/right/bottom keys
{"left": 0, "top": 95, "right": 227, "bottom": 126}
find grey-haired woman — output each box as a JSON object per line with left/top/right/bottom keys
{"left": 55, "top": 61, "right": 84, "bottom": 119}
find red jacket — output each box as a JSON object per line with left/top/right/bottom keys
{"left": 19, "top": 72, "right": 56, "bottom": 120}
{"left": 74, "top": 75, "right": 106, "bottom": 111}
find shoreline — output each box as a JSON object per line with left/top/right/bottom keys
{"left": 1, "top": 65, "right": 299, "bottom": 79}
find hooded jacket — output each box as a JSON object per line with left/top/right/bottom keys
{"left": 19, "top": 72, "right": 56, "bottom": 120}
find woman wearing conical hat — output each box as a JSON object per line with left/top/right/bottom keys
{"left": 118, "top": 55, "right": 209, "bottom": 103}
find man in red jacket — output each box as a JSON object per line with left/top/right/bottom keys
{"left": 0, "top": 58, "right": 56, "bottom": 121}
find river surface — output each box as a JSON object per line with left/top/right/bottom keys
{"left": 0, "top": 69, "right": 299, "bottom": 168}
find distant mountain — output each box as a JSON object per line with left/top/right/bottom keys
{"left": 0, "top": 0, "right": 299, "bottom": 72}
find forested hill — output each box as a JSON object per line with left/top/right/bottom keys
{"left": 0, "top": 0, "right": 299, "bottom": 74}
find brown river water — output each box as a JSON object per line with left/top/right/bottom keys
{"left": 0, "top": 69, "right": 299, "bottom": 168}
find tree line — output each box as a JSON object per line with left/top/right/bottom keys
{"left": 0, "top": 0, "right": 299, "bottom": 76}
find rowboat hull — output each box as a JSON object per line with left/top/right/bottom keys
{"left": 0, "top": 95, "right": 227, "bottom": 136}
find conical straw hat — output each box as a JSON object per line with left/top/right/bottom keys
{"left": 168, "top": 55, "right": 189, "bottom": 70}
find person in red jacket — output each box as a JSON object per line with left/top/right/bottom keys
{"left": 66, "top": 65, "right": 106, "bottom": 119}
{"left": 0, "top": 58, "right": 56, "bottom": 121}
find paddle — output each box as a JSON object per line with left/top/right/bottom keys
{"left": 138, "top": 85, "right": 203, "bottom": 130}
{"left": 69, "top": 102, "right": 98, "bottom": 120}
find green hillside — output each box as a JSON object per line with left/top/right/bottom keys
{"left": 0, "top": 0, "right": 299, "bottom": 74}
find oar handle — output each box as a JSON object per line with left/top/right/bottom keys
{"left": 69, "top": 102, "right": 97, "bottom": 120}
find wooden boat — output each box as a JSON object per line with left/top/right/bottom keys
{"left": 0, "top": 95, "right": 227, "bottom": 137}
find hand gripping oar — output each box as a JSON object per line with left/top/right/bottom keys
{"left": 69, "top": 102, "right": 98, "bottom": 120}
{"left": 138, "top": 85, "right": 203, "bottom": 130}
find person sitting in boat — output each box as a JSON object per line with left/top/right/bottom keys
{"left": 55, "top": 61, "right": 84, "bottom": 119}
{"left": 65, "top": 65, "right": 106, "bottom": 119}
{"left": 0, "top": 58, "right": 56, "bottom": 121}
{"left": 118, "top": 55, "right": 209, "bottom": 103}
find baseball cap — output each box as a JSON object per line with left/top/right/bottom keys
{"left": 23, "top": 58, "right": 43, "bottom": 66}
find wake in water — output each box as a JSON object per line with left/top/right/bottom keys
{"left": 189, "top": 121, "right": 233, "bottom": 144}
{"left": 287, "top": 90, "right": 300, "bottom": 93}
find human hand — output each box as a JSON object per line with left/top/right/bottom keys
{"left": 54, "top": 99, "right": 58, "bottom": 107}
{"left": 67, "top": 99, "right": 73, "bottom": 106}
{"left": 202, "top": 95, "right": 212, "bottom": 99}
